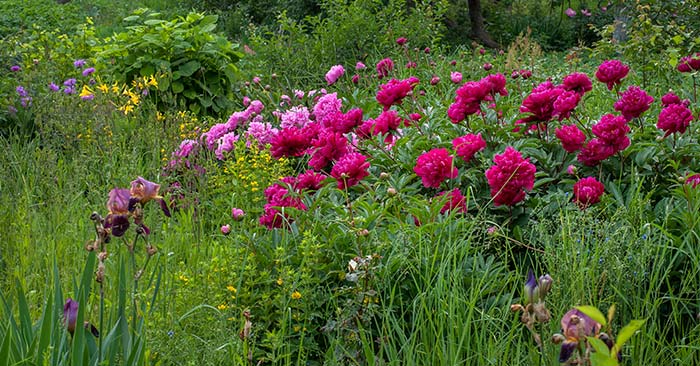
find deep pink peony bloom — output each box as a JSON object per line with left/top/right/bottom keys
{"left": 376, "top": 77, "right": 419, "bottom": 111}
{"left": 686, "top": 174, "right": 700, "bottom": 188}
{"left": 519, "top": 87, "right": 563, "bottom": 124}
{"left": 376, "top": 58, "right": 395, "bottom": 79}
{"left": 576, "top": 138, "right": 615, "bottom": 166}
{"left": 452, "top": 133, "right": 486, "bottom": 163}
{"left": 591, "top": 114, "right": 630, "bottom": 151}
{"left": 657, "top": 103, "right": 693, "bottom": 137}
{"left": 295, "top": 169, "right": 327, "bottom": 191}
{"left": 555, "top": 124, "right": 586, "bottom": 153}
{"left": 280, "top": 106, "right": 312, "bottom": 129}
{"left": 595, "top": 60, "right": 629, "bottom": 90}
{"left": 447, "top": 74, "right": 507, "bottom": 123}
{"left": 451, "top": 72, "right": 463, "bottom": 83}
{"left": 677, "top": 53, "right": 700, "bottom": 72}
{"left": 485, "top": 147, "right": 536, "bottom": 206}
{"left": 414, "top": 148, "right": 458, "bottom": 189}
{"left": 356, "top": 110, "right": 402, "bottom": 138}
{"left": 322, "top": 108, "right": 364, "bottom": 134}
{"left": 221, "top": 224, "right": 231, "bottom": 235}
{"left": 562, "top": 72, "right": 592, "bottom": 95}
{"left": 308, "top": 128, "right": 350, "bottom": 171}
{"left": 660, "top": 92, "right": 688, "bottom": 107}
{"left": 325, "top": 65, "right": 345, "bottom": 85}
{"left": 331, "top": 153, "right": 370, "bottom": 189}
{"left": 437, "top": 189, "right": 467, "bottom": 214}
{"left": 269, "top": 126, "right": 314, "bottom": 159}
{"left": 553, "top": 90, "right": 581, "bottom": 120}
{"left": 613, "top": 86, "right": 654, "bottom": 121}
{"left": 573, "top": 177, "right": 605, "bottom": 208}
{"left": 396, "top": 37, "right": 407, "bottom": 45}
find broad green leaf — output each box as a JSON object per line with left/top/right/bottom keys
{"left": 590, "top": 351, "right": 618, "bottom": 366}
{"left": 576, "top": 305, "right": 607, "bottom": 326}
{"left": 123, "top": 15, "right": 140, "bottom": 22}
{"left": 139, "top": 65, "right": 155, "bottom": 77}
{"left": 183, "top": 89, "right": 197, "bottom": 99}
{"left": 144, "top": 19, "right": 165, "bottom": 26}
{"left": 177, "top": 60, "right": 201, "bottom": 77}
{"left": 613, "top": 319, "right": 646, "bottom": 353}
{"left": 587, "top": 336, "right": 610, "bottom": 356}
{"left": 171, "top": 81, "right": 184, "bottom": 93}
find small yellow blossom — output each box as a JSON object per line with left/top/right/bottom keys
{"left": 291, "top": 291, "right": 302, "bottom": 300}
{"left": 217, "top": 304, "right": 228, "bottom": 311}
{"left": 97, "top": 84, "right": 109, "bottom": 93}
{"left": 276, "top": 278, "right": 283, "bottom": 286}
{"left": 79, "top": 85, "right": 94, "bottom": 99}
{"left": 226, "top": 285, "right": 237, "bottom": 293}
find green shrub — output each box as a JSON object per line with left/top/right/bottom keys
{"left": 97, "top": 9, "right": 244, "bottom": 116}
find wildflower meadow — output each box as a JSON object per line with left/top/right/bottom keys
{"left": 1, "top": 0, "right": 700, "bottom": 365}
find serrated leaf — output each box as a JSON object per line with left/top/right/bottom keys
{"left": 613, "top": 319, "right": 646, "bottom": 353}
{"left": 576, "top": 305, "right": 607, "bottom": 326}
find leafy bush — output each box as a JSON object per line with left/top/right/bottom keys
{"left": 98, "top": 9, "right": 243, "bottom": 116}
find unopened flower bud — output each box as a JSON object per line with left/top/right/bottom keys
{"left": 538, "top": 274, "right": 553, "bottom": 299}
{"left": 379, "top": 172, "right": 390, "bottom": 180}
{"left": 387, "top": 187, "right": 397, "bottom": 196}
{"left": 221, "top": 224, "right": 231, "bottom": 235}
{"left": 358, "top": 229, "right": 370, "bottom": 237}
{"left": 510, "top": 304, "right": 523, "bottom": 312}
{"left": 552, "top": 333, "right": 565, "bottom": 344}
{"left": 147, "top": 244, "right": 158, "bottom": 257}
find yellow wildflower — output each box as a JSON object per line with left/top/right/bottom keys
{"left": 97, "top": 83, "right": 109, "bottom": 93}
{"left": 79, "top": 85, "right": 94, "bottom": 99}
{"left": 291, "top": 291, "right": 302, "bottom": 300}
{"left": 276, "top": 278, "right": 283, "bottom": 286}
{"left": 226, "top": 285, "right": 237, "bottom": 293}
{"left": 147, "top": 75, "right": 158, "bottom": 87}
{"left": 217, "top": 304, "right": 228, "bottom": 311}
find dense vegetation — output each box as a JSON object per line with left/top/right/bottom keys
{"left": 2, "top": 0, "right": 700, "bottom": 365}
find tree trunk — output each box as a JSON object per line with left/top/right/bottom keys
{"left": 468, "top": 0, "right": 500, "bottom": 49}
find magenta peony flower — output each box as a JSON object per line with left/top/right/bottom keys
{"left": 414, "top": 148, "right": 458, "bottom": 188}
{"left": 352, "top": 74, "right": 360, "bottom": 84}
{"left": 452, "top": 133, "right": 486, "bottom": 163}
{"left": 562, "top": 72, "right": 592, "bottom": 95}
{"left": 576, "top": 138, "right": 615, "bottom": 166}
{"left": 331, "top": 153, "right": 370, "bottom": 189}
{"left": 295, "top": 169, "right": 327, "bottom": 191}
{"left": 553, "top": 90, "right": 581, "bottom": 120}
{"left": 657, "top": 103, "right": 693, "bottom": 137}
{"left": 519, "top": 69, "right": 532, "bottom": 79}
{"left": 566, "top": 165, "right": 577, "bottom": 175}
{"left": 660, "top": 92, "right": 687, "bottom": 107}
{"left": 325, "top": 64, "right": 345, "bottom": 85}
{"left": 451, "top": 72, "right": 463, "bottom": 84}
{"left": 613, "top": 86, "right": 654, "bottom": 121}
{"left": 565, "top": 7, "right": 576, "bottom": 17}
{"left": 519, "top": 87, "right": 563, "bottom": 125}
{"left": 591, "top": 113, "right": 630, "bottom": 151}
{"left": 437, "top": 189, "right": 467, "bottom": 214}
{"left": 677, "top": 53, "right": 700, "bottom": 72}
{"left": 430, "top": 76, "right": 440, "bottom": 85}
{"left": 485, "top": 147, "right": 536, "bottom": 206}
{"left": 686, "top": 174, "right": 700, "bottom": 188}
{"left": 376, "top": 58, "right": 395, "bottom": 79}
{"left": 595, "top": 60, "right": 630, "bottom": 90}
{"left": 555, "top": 124, "right": 586, "bottom": 153}
{"left": 483, "top": 63, "right": 493, "bottom": 71}
{"left": 396, "top": 37, "right": 407, "bottom": 45}
{"left": 355, "top": 61, "right": 366, "bottom": 70}
{"left": 269, "top": 126, "right": 314, "bottom": 159}
{"left": 573, "top": 177, "right": 605, "bottom": 208}
{"left": 356, "top": 110, "right": 402, "bottom": 138}
{"left": 308, "top": 128, "right": 350, "bottom": 171}
{"left": 376, "top": 77, "right": 419, "bottom": 111}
